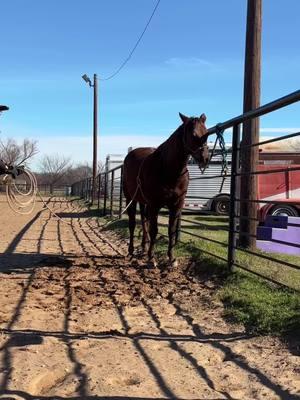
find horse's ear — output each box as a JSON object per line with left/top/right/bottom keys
{"left": 179, "top": 112, "right": 189, "bottom": 124}
{"left": 200, "top": 113, "right": 207, "bottom": 123}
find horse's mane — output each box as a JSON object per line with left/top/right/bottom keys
{"left": 149, "top": 124, "right": 188, "bottom": 185}
{"left": 155, "top": 124, "right": 183, "bottom": 154}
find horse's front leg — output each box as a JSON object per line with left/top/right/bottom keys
{"left": 127, "top": 200, "right": 137, "bottom": 256}
{"left": 140, "top": 203, "right": 149, "bottom": 255}
{"left": 147, "top": 207, "right": 159, "bottom": 267}
{"left": 168, "top": 207, "right": 182, "bottom": 267}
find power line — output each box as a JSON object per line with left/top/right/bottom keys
{"left": 100, "top": 0, "right": 161, "bottom": 81}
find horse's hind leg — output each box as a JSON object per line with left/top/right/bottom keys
{"left": 148, "top": 207, "right": 159, "bottom": 266}
{"left": 127, "top": 199, "right": 137, "bottom": 256}
{"left": 140, "top": 203, "right": 149, "bottom": 255}
{"left": 168, "top": 207, "right": 181, "bottom": 267}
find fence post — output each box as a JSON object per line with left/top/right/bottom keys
{"left": 227, "top": 124, "right": 241, "bottom": 271}
{"left": 110, "top": 170, "right": 115, "bottom": 217}
{"left": 176, "top": 211, "right": 182, "bottom": 243}
{"left": 90, "top": 178, "right": 92, "bottom": 203}
{"left": 103, "top": 172, "right": 108, "bottom": 216}
{"left": 119, "top": 166, "right": 124, "bottom": 218}
{"left": 240, "top": 0, "right": 261, "bottom": 249}
{"left": 97, "top": 174, "right": 101, "bottom": 209}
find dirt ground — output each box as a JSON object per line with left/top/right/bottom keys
{"left": 0, "top": 196, "right": 299, "bottom": 400}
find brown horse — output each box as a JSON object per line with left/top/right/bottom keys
{"left": 123, "top": 113, "right": 209, "bottom": 267}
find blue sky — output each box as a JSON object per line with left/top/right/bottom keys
{"left": 0, "top": 0, "right": 299, "bottom": 168}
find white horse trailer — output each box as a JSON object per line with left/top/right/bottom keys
{"left": 185, "top": 147, "right": 232, "bottom": 214}
{"left": 105, "top": 154, "right": 124, "bottom": 175}
{"left": 106, "top": 146, "right": 232, "bottom": 215}
{"left": 105, "top": 154, "right": 124, "bottom": 201}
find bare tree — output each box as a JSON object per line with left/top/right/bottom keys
{"left": 0, "top": 138, "right": 38, "bottom": 166}
{"left": 38, "top": 154, "right": 72, "bottom": 194}
{"left": 98, "top": 161, "right": 108, "bottom": 193}
{"left": 98, "top": 161, "right": 105, "bottom": 174}
{"left": 65, "top": 162, "right": 92, "bottom": 184}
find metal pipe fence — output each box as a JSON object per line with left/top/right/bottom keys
{"left": 0, "top": 183, "right": 71, "bottom": 196}
{"left": 71, "top": 89, "right": 300, "bottom": 291}
{"left": 71, "top": 165, "right": 125, "bottom": 218}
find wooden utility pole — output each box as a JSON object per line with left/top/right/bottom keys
{"left": 92, "top": 73, "right": 98, "bottom": 204}
{"left": 82, "top": 73, "right": 99, "bottom": 204}
{"left": 239, "top": 0, "right": 262, "bottom": 249}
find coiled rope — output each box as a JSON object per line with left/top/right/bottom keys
{"left": 5, "top": 169, "right": 38, "bottom": 215}
{"left": 4, "top": 168, "right": 72, "bottom": 224}
{"left": 215, "top": 124, "right": 228, "bottom": 177}
{"left": 200, "top": 125, "right": 228, "bottom": 193}
{"left": 4, "top": 166, "right": 136, "bottom": 230}
{"left": 201, "top": 125, "right": 227, "bottom": 174}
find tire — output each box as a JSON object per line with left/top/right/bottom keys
{"left": 213, "top": 195, "right": 230, "bottom": 215}
{"left": 270, "top": 204, "right": 299, "bottom": 217}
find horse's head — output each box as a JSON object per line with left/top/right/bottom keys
{"left": 179, "top": 112, "right": 209, "bottom": 168}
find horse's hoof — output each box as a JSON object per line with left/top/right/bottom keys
{"left": 148, "top": 259, "right": 158, "bottom": 269}
{"left": 141, "top": 248, "right": 148, "bottom": 256}
{"left": 141, "top": 242, "right": 149, "bottom": 250}
{"left": 170, "top": 259, "right": 178, "bottom": 268}
{"left": 137, "top": 248, "right": 147, "bottom": 258}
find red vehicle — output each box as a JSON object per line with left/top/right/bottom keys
{"left": 258, "top": 151, "right": 300, "bottom": 221}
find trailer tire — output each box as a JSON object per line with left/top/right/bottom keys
{"left": 213, "top": 195, "right": 230, "bottom": 215}
{"left": 270, "top": 205, "right": 299, "bottom": 217}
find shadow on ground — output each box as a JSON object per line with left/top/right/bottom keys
{"left": 0, "top": 199, "right": 298, "bottom": 399}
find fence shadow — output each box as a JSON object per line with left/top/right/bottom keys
{"left": 0, "top": 253, "right": 74, "bottom": 273}
{"left": 56, "top": 209, "right": 103, "bottom": 219}
{"left": 0, "top": 392, "right": 207, "bottom": 400}
{"left": 0, "top": 197, "right": 73, "bottom": 273}
{"left": 0, "top": 199, "right": 298, "bottom": 399}
{"left": 0, "top": 261, "right": 296, "bottom": 398}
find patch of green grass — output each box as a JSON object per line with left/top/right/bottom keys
{"left": 219, "top": 272, "right": 300, "bottom": 335}
{"left": 100, "top": 213, "right": 300, "bottom": 289}
{"left": 102, "top": 218, "right": 129, "bottom": 238}
{"left": 177, "top": 214, "right": 300, "bottom": 291}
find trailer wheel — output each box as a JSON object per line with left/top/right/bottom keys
{"left": 270, "top": 205, "right": 299, "bottom": 217}
{"left": 213, "top": 195, "right": 230, "bottom": 215}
